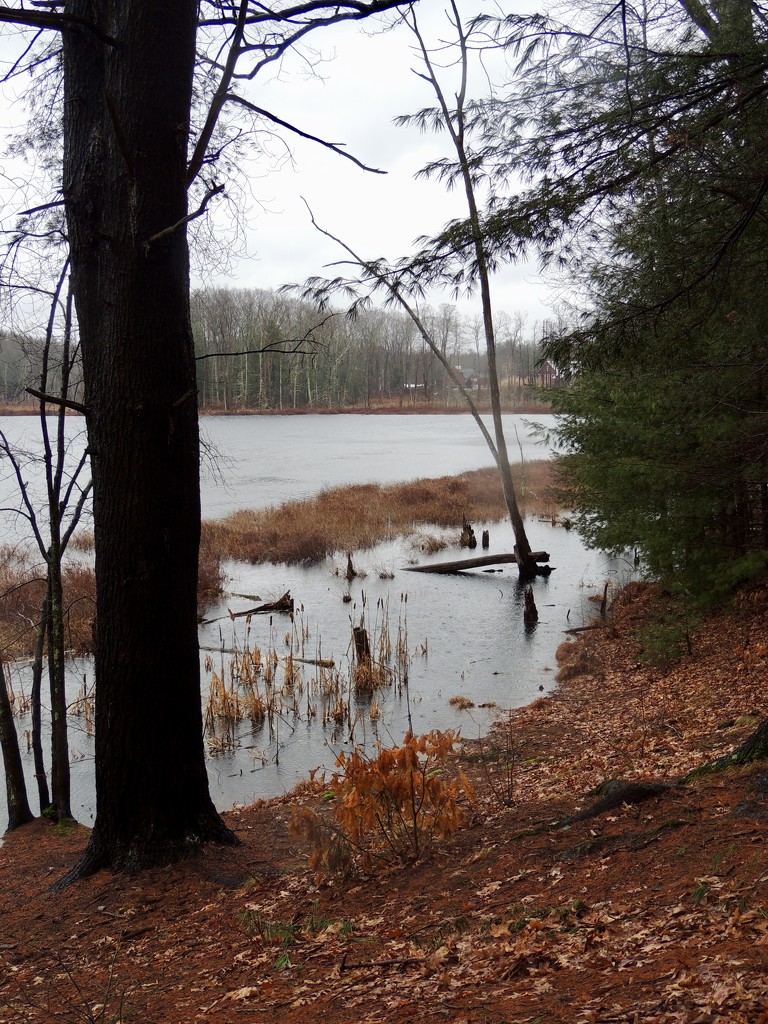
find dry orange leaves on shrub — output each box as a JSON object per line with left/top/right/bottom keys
{"left": 291, "top": 730, "right": 475, "bottom": 877}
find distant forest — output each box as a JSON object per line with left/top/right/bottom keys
{"left": 0, "top": 288, "right": 550, "bottom": 412}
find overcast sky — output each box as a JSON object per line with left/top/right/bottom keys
{"left": 0, "top": 2, "right": 554, "bottom": 336}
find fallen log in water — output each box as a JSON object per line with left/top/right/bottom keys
{"left": 292, "top": 656, "right": 335, "bottom": 668}
{"left": 403, "top": 552, "right": 550, "bottom": 574}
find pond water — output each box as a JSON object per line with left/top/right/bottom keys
{"left": 0, "top": 413, "right": 630, "bottom": 826}
{"left": 198, "top": 412, "right": 557, "bottom": 516}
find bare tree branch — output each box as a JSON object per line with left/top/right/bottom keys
{"left": 195, "top": 313, "right": 337, "bottom": 361}
{"left": 224, "top": 95, "right": 386, "bottom": 173}
{"left": 302, "top": 200, "right": 500, "bottom": 463}
{"left": 144, "top": 184, "right": 226, "bottom": 248}
{"left": 17, "top": 200, "right": 65, "bottom": 218}
{"left": 25, "top": 387, "right": 88, "bottom": 415}
{"left": 0, "top": 4, "right": 115, "bottom": 44}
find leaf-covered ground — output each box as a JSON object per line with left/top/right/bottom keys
{"left": 3, "top": 580, "right": 768, "bottom": 1023}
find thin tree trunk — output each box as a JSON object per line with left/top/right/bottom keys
{"left": 36, "top": 273, "right": 75, "bottom": 821}
{"left": 48, "top": 558, "right": 72, "bottom": 820}
{"left": 0, "top": 659, "right": 34, "bottom": 832}
{"left": 410, "top": 4, "right": 537, "bottom": 577}
{"left": 31, "top": 592, "right": 51, "bottom": 813}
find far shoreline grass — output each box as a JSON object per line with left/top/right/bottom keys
{"left": 200, "top": 461, "right": 559, "bottom": 566}
{"left": 0, "top": 399, "right": 553, "bottom": 417}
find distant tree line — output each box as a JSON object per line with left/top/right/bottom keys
{"left": 191, "top": 288, "right": 546, "bottom": 411}
{"left": 0, "top": 293, "right": 547, "bottom": 413}
{"left": 0, "top": 332, "right": 83, "bottom": 405}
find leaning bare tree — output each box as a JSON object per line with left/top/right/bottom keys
{"left": 298, "top": 3, "right": 546, "bottom": 577}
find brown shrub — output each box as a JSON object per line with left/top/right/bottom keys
{"left": 555, "top": 637, "right": 602, "bottom": 684}
{"left": 0, "top": 551, "right": 47, "bottom": 658}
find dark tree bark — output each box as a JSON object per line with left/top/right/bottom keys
{"left": 60, "top": 0, "right": 234, "bottom": 876}
{"left": 40, "top": 288, "right": 76, "bottom": 822}
{"left": 0, "top": 659, "right": 34, "bottom": 833}
{"left": 47, "top": 563, "right": 71, "bottom": 820}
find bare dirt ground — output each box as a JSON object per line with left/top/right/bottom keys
{"left": 3, "top": 580, "right": 768, "bottom": 1024}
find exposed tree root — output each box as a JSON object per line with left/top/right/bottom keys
{"left": 554, "top": 780, "right": 673, "bottom": 828}
{"left": 685, "top": 717, "right": 768, "bottom": 780}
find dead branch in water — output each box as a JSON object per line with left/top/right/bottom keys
{"left": 227, "top": 591, "right": 294, "bottom": 619}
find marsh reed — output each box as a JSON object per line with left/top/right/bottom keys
{"left": 203, "top": 596, "right": 418, "bottom": 754}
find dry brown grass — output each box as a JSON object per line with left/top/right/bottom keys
{"left": 202, "top": 460, "right": 559, "bottom": 565}
{"left": 0, "top": 552, "right": 96, "bottom": 660}
{"left": 0, "top": 400, "right": 38, "bottom": 416}
{"left": 198, "top": 544, "right": 226, "bottom": 614}
{"left": 0, "top": 547, "right": 224, "bottom": 660}
{"left": 69, "top": 530, "right": 94, "bottom": 552}
{"left": 0, "top": 550, "right": 47, "bottom": 657}
{"left": 555, "top": 636, "right": 604, "bottom": 684}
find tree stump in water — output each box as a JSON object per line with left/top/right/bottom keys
{"left": 460, "top": 518, "right": 477, "bottom": 548}
{"left": 598, "top": 581, "right": 610, "bottom": 617}
{"left": 524, "top": 586, "right": 539, "bottom": 626}
{"left": 353, "top": 625, "right": 371, "bottom": 667}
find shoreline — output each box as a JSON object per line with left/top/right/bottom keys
{"left": 0, "top": 401, "right": 553, "bottom": 418}
{"left": 4, "top": 580, "right": 768, "bottom": 1021}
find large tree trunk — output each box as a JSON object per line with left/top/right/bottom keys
{"left": 61, "top": 0, "right": 234, "bottom": 876}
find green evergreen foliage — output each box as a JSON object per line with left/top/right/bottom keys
{"left": 450, "top": 0, "right": 768, "bottom": 599}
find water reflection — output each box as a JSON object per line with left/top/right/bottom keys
{"left": 0, "top": 413, "right": 632, "bottom": 826}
